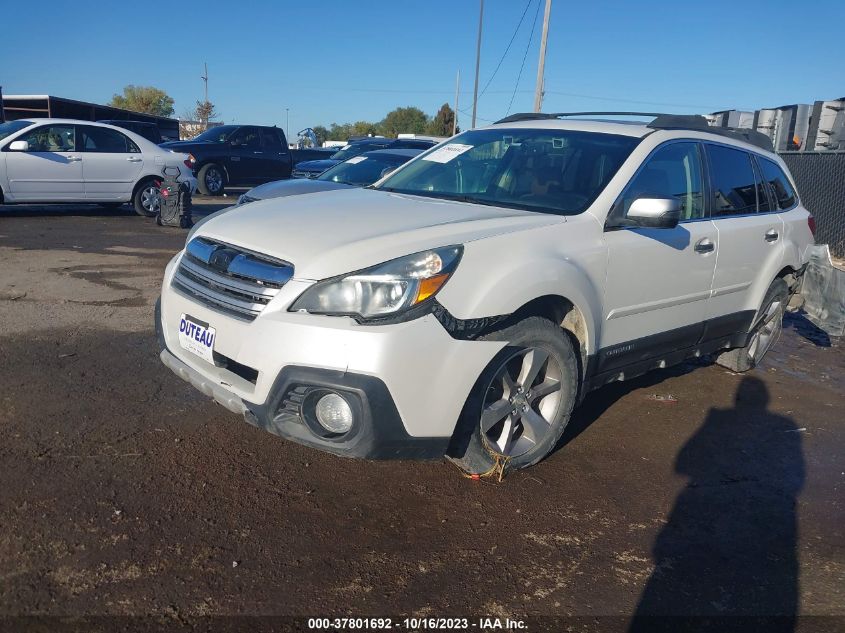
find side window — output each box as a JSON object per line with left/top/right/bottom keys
{"left": 231, "top": 127, "right": 261, "bottom": 148}
{"left": 80, "top": 126, "right": 135, "bottom": 153}
{"left": 706, "top": 144, "right": 758, "bottom": 217}
{"left": 620, "top": 142, "right": 705, "bottom": 220}
{"left": 261, "top": 129, "right": 282, "bottom": 151}
{"left": 21, "top": 125, "right": 76, "bottom": 152}
{"left": 758, "top": 157, "right": 797, "bottom": 210}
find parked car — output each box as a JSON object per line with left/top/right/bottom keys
{"left": 236, "top": 149, "right": 423, "bottom": 205}
{"left": 160, "top": 125, "right": 292, "bottom": 196}
{"left": 292, "top": 137, "right": 438, "bottom": 178}
{"left": 97, "top": 120, "right": 163, "bottom": 144}
{"left": 156, "top": 113, "right": 814, "bottom": 472}
{"left": 0, "top": 119, "right": 196, "bottom": 216}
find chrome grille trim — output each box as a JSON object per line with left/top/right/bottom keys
{"left": 173, "top": 238, "right": 294, "bottom": 321}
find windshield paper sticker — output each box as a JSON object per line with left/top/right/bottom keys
{"left": 422, "top": 143, "right": 473, "bottom": 163}
{"left": 346, "top": 156, "right": 367, "bottom": 164}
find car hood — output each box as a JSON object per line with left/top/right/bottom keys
{"left": 248, "top": 178, "right": 351, "bottom": 200}
{"left": 294, "top": 159, "right": 339, "bottom": 172}
{"left": 195, "top": 188, "right": 566, "bottom": 280}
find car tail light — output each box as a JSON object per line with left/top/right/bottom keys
{"left": 184, "top": 153, "right": 196, "bottom": 169}
{"left": 807, "top": 214, "right": 816, "bottom": 237}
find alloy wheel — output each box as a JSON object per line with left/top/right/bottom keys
{"left": 480, "top": 347, "right": 563, "bottom": 458}
{"left": 205, "top": 168, "right": 223, "bottom": 194}
{"left": 141, "top": 184, "right": 160, "bottom": 213}
{"left": 748, "top": 299, "right": 783, "bottom": 365}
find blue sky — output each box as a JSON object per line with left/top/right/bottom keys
{"left": 1, "top": 0, "right": 843, "bottom": 135}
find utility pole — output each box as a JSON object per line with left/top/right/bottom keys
{"left": 200, "top": 62, "right": 209, "bottom": 129}
{"left": 453, "top": 70, "right": 460, "bottom": 136}
{"left": 0, "top": 85, "right": 5, "bottom": 123}
{"left": 471, "top": 0, "right": 484, "bottom": 128}
{"left": 533, "top": 0, "right": 552, "bottom": 112}
{"left": 285, "top": 108, "right": 290, "bottom": 143}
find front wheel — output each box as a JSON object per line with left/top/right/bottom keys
{"left": 447, "top": 317, "right": 579, "bottom": 475}
{"left": 716, "top": 278, "right": 789, "bottom": 373}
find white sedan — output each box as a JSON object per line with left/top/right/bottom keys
{"left": 0, "top": 118, "right": 197, "bottom": 216}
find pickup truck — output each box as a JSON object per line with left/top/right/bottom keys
{"left": 161, "top": 125, "right": 334, "bottom": 196}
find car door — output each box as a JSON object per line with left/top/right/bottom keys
{"left": 4, "top": 124, "right": 84, "bottom": 201}
{"left": 78, "top": 125, "right": 145, "bottom": 200}
{"left": 258, "top": 128, "right": 292, "bottom": 181}
{"left": 227, "top": 126, "right": 263, "bottom": 184}
{"left": 600, "top": 141, "right": 717, "bottom": 374}
{"left": 704, "top": 143, "right": 784, "bottom": 333}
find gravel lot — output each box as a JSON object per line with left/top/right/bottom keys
{"left": 1, "top": 200, "right": 843, "bottom": 631}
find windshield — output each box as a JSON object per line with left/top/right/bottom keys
{"left": 318, "top": 154, "right": 406, "bottom": 186}
{"left": 331, "top": 142, "right": 386, "bottom": 161}
{"left": 376, "top": 128, "right": 640, "bottom": 216}
{"left": 192, "top": 125, "right": 239, "bottom": 143}
{"left": 0, "top": 120, "right": 33, "bottom": 142}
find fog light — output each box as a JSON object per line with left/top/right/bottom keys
{"left": 314, "top": 393, "right": 353, "bottom": 434}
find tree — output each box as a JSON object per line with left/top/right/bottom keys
{"left": 109, "top": 85, "right": 175, "bottom": 117}
{"left": 312, "top": 126, "right": 330, "bottom": 146}
{"left": 378, "top": 107, "right": 429, "bottom": 137}
{"left": 428, "top": 103, "right": 458, "bottom": 137}
{"left": 178, "top": 100, "right": 219, "bottom": 139}
{"left": 195, "top": 100, "right": 217, "bottom": 127}
{"left": 350, "top": 120, "right": 378, "bottom": 137}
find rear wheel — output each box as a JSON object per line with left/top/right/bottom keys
{"left": 447, "top": 317, "right": 579, "bottom": 475}
{"left": 716, "top": 278, "right": 789, "bottom": 372}
{"left": 197, "top": 163, "right": 225, "bottom": 196}
{"left": 133, "top": 178, "right": 161, "bottom": 217}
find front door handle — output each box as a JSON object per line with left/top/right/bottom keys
{"left": 694, "top": 237, "right": 715, "bottom": 254}
{"left": 765, "top": 229, "right": 779, "bottom": 242}
{"left": 67, "top": 156, "right": 82, "bottom": 162}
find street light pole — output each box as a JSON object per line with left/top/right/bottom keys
{"left": 285, "top": 108, "right": 290, "bottom": 144}
{"left": 453, "top": 70, "right": 460, "bottom": 136}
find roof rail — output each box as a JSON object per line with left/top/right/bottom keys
{"left": 494, "top": 111, "right": 775, "bottom": 152}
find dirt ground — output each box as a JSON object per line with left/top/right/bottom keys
{"left": 1, "top": 200, "right": 843, "bottom": 632}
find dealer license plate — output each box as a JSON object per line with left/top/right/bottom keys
{"left": 178, "top": 314, "right": 216, "bottom": 364}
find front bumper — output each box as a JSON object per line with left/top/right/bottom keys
{"left": 156, "top": 257, "right": 504, "bottom": 458}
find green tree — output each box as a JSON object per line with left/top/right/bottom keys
{"left": 312, "top": 126, "right": 330, "bottom": 146}
{"left": 427, "top": 103, "right": 458, "bottom": 137}
{"left": 109, "top": 85, "right": 175, "bottom": 117}
{"left": 378, "top": 106, "right": 429, "bottom": 137}
{"left": 350, "top": 120, "right": 378, "bottom": 137}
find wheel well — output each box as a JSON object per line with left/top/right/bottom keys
{"left": 132, "top": 175, "right": 162, "bottom": 199}
{"left": 508, "top": 295, "right": 590, "bottom": 379}
{"left": 197, "top": 161, "right": 228, "bottom": 183}
{"left": 775, "top": 265, "right": 800, "bottom": 293}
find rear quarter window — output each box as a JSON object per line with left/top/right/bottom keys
{"left": 758, "top": 157, "right": 798, "bottom": 210}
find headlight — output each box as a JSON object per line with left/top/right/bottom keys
{"left": 290, "top": 246, "right": 462, "bottom": 320}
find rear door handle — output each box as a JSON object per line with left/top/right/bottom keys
{"left": 67, "top": 156, "right": 82, "bottom": 162}
{"left": 765, "top": 229, "right": 779, "bottom": 242}
{"left": 694, "top": 237, "right": 715, "bottom": 254}
{"left": 126, "top": 156, "right": 142, "bottom": 162}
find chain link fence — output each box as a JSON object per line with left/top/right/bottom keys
{"left": 780, "top": 151, "right": 845, "bottom": 258}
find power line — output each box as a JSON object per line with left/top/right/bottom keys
{"left": 507, "top": 0, "right": 542, "bottom": 115}
{"left": 478, "top": 0, "right": 533, "bottom": 99}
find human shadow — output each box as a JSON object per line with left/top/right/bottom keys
{"left": 629, "top": 376, "right": 804, "bottom": 632}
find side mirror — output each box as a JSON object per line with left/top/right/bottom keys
{"left": 627, "top": 197, "right": 681, "bottom": 229}
{"left": 8, "top": 140, "right": 29, "bottom": 152}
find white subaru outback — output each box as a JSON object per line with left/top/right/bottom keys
{"left": 156, "top": 113, "right": 815, "bottom": 473}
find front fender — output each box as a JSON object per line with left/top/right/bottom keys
{"left": 437, "top": 235, "right": 604, "bottom": 355}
